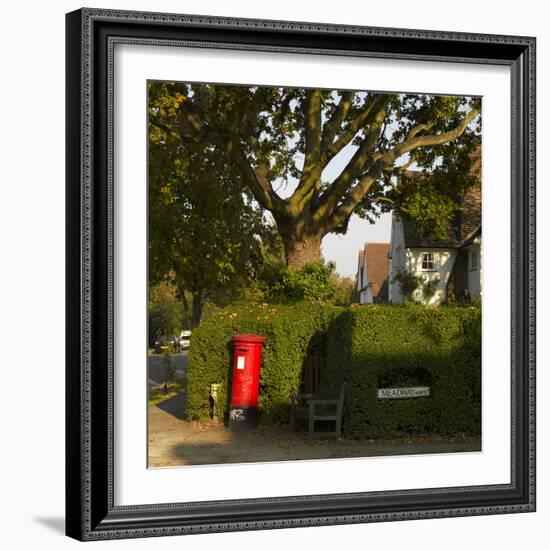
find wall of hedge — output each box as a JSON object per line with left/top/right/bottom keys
{"left": 325, "top": 305, "right": 481, "bottom": 437}
{"left": 187, "top": 302, "right": 481, "bottom": 437}
{"left": 186, "top": 302, "right": 338, "bottom": 424}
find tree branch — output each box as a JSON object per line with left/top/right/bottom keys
{"left": 149, "top": 117, "right": 190, "bottom": 143}
{"left": 324, "top": 108, "right": 478, "bottom": 233}
{"left": 321, "top": 91, "right": 355, "bottom": 150}
{"left": 373, "top": 196, "right": 395, "bottom": 205}
{"left": 224, "top": 137, "right": 285, "bottom": 215}
{"left": 390, "top": 109, "right": 479, "bottom": 158}
{"left": 314, "top": 106, "right": 388, "bottom": 224}
{"left": 407, "top": 121, "right": 435, "bottom": 140}
{"left": 291, "top": 90, "right": 323, "bottom": 208}
{"left": 398, "top": 169, "right": 432, "bottom": 182}
{"left": 178, "top": 101, "right": 207, "bottom": 134}
{"left": 395, "top": 154, "right": 417, "bottom": 174}
{"left": 320, "top": 94, "right": 391, "bottom": 169}
{"left": 325, "top": 171, "right": 378, "bottom": 233}
{"left": 171, "top": 97, "right": 287, "bottom": 217}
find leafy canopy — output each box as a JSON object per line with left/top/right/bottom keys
{"left": 149, "top": 82, "right": 284, "bottom": 311}
{"left": 149, "top": 81, "right": 480, "bottom": 245}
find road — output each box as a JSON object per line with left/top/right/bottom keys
{"left": 148, "top": 350, "right": 188, "bottom": 386}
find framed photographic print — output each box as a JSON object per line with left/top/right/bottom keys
{"left": 65, "top": 7, "right": 536, "bottom": 541}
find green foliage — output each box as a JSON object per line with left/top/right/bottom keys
{"left": 258, "top": 261, "right": 337, "bottom": 302}
{"left": 148, "top": 82, "right": 284, "bottom": 325}
{"left": 331, "top": 274, "right": 355, "bottom": 306}
{"left": 392, "top": 270, "right": 440, "bottom": 303}
{"left": 325, "top": 305, "right": 481, "bottom": 437}
{"left": 395, "top": 179, "right": 458, "bottom": 241}
{"left": 186, "top": 302, "right": 339, "bottom": 424}
{"left": 391, "top": 271, "right": 423, "bottom": 302}
{"left": 422, "top": 275, "right": 441, "bottom": 300}
{"left": 291, "top": 262, "right": 337, "bottom": 301}
{"left": 148, "top": 280, "right": 185, "bottom": 338}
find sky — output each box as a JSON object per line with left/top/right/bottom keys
{"left": 322, "top": 212, "right": 391, "bottom": 279}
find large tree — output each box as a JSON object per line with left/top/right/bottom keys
{"left": 149, "top": 83, "right": 480, "bottom": 270}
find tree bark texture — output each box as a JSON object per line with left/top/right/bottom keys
{"left": 283, "top": 233, "right": 322, "bottom": 270}
{"left": 191, "top": 291, "right": 202, "bottom": 328}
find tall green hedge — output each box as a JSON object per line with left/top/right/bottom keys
{"left": 325, "top": 305, "right": 481, "bottom": 437}
{"left": 188, "top": 302, "right": 481, "bottom": 437}
{"left": 186, "top": 302, "right": 338, "bottom": 424}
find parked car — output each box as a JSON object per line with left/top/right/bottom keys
{"left": 179, "top": 330, "right": 192, "bottom": 350}
{"left": 154, "top": 335, "right": 180, "bottom": 354}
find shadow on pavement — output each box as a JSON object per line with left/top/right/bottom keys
{"left": 156, "top": 392, "right": 187, "bottom": 420}
{"left": 152, "top": 422, "right": 481, "bottom": 467}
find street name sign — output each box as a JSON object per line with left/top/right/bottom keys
{"left": 377, "top": 386, "right": 430, "bottom": 399}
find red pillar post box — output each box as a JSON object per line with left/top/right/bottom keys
{"left": 229, "top": 334, "right": 267, "bottom": 429}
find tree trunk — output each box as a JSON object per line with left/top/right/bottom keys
{"left": 283, "top": 233, "right": 322, "bottom": 270}
{"left": 191, "top": 291, "right": 202, "bottom": 328}
{"left": 177, "top": 283, "right": 189, "bottom": 313}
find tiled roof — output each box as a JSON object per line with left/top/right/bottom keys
{"left": 402, "top": 221, "right": 460, "bottom": 248}
{"left": 457, "top": 147, "right": 482, "bottom": 240}
{"left": 363, "top": 242, "right": 390, "bottom": 298}
{"left": 461, "top": 224, "right": 481, "bottom": 247}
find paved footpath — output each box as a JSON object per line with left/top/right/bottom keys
{"left": 148, "top": 403, "right": 481, "bottom": 468}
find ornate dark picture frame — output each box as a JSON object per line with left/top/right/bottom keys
{"left": 66, "top": 8, "right": 536, "bottom": 541}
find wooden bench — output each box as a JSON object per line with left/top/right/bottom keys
{"left": 289, "top": 382, "right": 346, "bottom": 439}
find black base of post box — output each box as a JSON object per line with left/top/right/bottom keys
{"left": 229, "top": 405, "right": 258, "bottom": 429}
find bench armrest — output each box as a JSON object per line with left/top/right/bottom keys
{"left": 290, "top": 393, "right": 317, "bottom": 406}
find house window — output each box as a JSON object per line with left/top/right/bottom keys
{"left": 421, "top": 252, "right": 435, "bottom": 271}
{"left": 470, "top": 249, "right": 479, "bottom": 271}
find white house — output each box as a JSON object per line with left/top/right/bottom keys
{"left": 356, "top": 242, "right": 390, "bottom": 304}
{"left": 388, "top": 148, "right": 482, "bottom": 305}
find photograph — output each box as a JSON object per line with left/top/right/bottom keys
{"left": 146, "top": 81, "right": 483, "bottom": 468}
